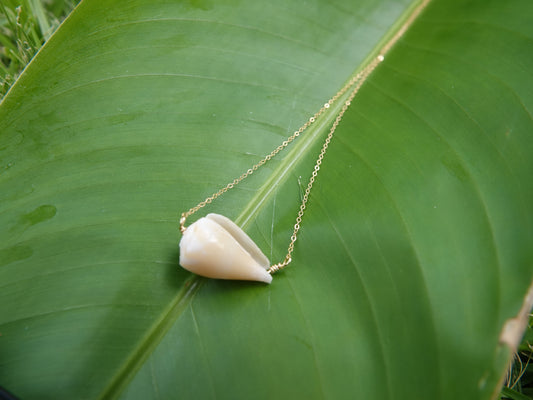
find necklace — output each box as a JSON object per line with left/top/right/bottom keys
{"left": 177, "top": 0, "right": 430, "bottom": 283}
{"left": 177, "top": 53, "right": 383, "bottom": 284}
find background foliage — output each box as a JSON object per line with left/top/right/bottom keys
{"left": 0, "top": 0, "right": 77, "bottom": 97}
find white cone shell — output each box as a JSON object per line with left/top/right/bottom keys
{"left": 179, "top": 213, "right": 272, "bottom": 284}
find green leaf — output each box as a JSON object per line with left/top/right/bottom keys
{"left": 1, "top": 0, "right": 532, "bottom": 399}
{"left": 501, "top": 387, "right": 533, "bottom": 400}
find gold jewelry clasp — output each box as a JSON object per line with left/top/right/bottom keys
{"left": 267, "top": 256, "right": 291, "bottom": 275}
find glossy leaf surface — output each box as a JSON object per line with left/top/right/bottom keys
{"left": 0, "top": 0, "right": 532, "bottom": 399}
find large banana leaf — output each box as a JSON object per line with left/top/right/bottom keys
{"left": 1, "top": 0, "right": 532, "bottom": 398}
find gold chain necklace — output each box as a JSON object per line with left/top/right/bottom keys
{"left": 177, "top": 0, "right": 430, "bottom": 284}
{"left": 178, "top": 54, "right": 383, "bottom": 284}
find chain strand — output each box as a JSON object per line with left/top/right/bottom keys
{"left": 267, "top": 54, "right": 384, "bottom": 274}
{"left": 180, "top": 53, "right": 385, "bottom": 273}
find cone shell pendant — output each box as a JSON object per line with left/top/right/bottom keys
{"left": 179, "top": 213, "right": 272, "bottom": 284}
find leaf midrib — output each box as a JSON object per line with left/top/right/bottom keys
{"left": 97, "top": 0, "right": 432, "bottom": 397}
{"left": 98, "top": 275, "right": 205, "bottom": 399}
